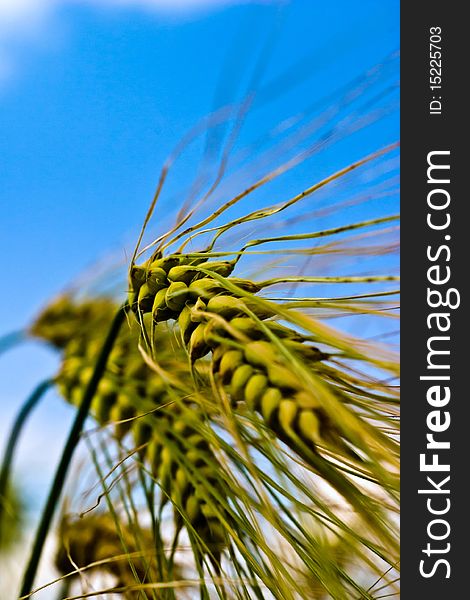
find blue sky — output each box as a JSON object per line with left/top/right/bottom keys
{"left": 0, "top": 0, "right": 399, "bottom": 516}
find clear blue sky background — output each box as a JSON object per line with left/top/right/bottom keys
{"left": 0, "top": 0, "right": 398, "bottom": 514}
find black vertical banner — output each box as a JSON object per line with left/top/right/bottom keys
{"left": 401, "top": 3, "right": 467, "bottom": 598}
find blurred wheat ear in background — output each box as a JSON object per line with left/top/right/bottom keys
{"left": 1, "top": 37, "right": 399, "bottom": 600}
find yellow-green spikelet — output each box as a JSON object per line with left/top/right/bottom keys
{"left": 128, "top": 255, "right": 343, "bottom": 462}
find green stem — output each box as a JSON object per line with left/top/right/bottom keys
{"left": 0, "top": 379, "right": 54, "bottom": 545}
{"left": 18, "top": 303, "right": 127, "bottom": 599}
{"left": 0, "top": 329, "right": 25, "bottom": 357}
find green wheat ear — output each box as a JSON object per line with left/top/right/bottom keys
{"left": 129, "top": 255, "right": 397, "bottom": 490}
{"left": 32, "top": 297, "right": 234, "bottom": 562}
{"left": 31, "top": 295, "right": 231, "bottom": 562}
{"left": 55, "top": 511, "right": 181, "bottom": 594}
